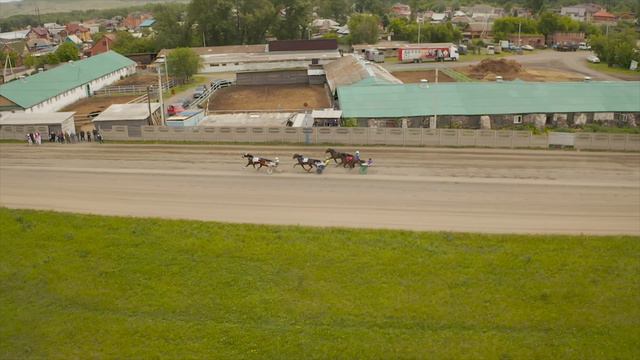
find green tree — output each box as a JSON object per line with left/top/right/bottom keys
{"left": 0, "top": 51, "right": 18, "bottom": 67}
{"left": 153, "top": 4, "right": 194, "bottom": 49}
{"left": 527, "top": 0, "right": 545, "bottom": 14}
{"left": 349, "top": 13, "right": 380, "bottom": 44}
{"left": 111, "top": 31, "right": 157, "bottom": 54}
{"left": 188, "top": 0, "right": 236, "bottom": 46}
{"left": 167, "top": 47, "right": 202, "bottom": 81}
{"left": 270, "top": 0, "right": 308, "bottom": 40}
{"left": 317, "top": 0, "right": 350, "bottom": 24}
{"left": 591, "top": 29, "right": 639, "bottom": 68}
{"left": 55, "top": 42, "right": 80, "bottom": 62}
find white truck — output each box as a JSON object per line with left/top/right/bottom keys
{"left": 398, "top": 43, "right": 459, "bottom": 63}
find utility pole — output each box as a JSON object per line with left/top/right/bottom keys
{"left": 518, "top": 22, "right": 521, "bottom": 46}
{"left": 157, "top": 65, "right": 165, "bottom": 125}
{"left": 202, "top": 32, "right": 206, "bottom": 47}
{"left": 146, "top": 86, "right": 152, "bottom": 124}
{"left": 163, "top": 58, "right": 169, "bottom": 86}
{"left": 417, "top": 18, "right": 421, "bottom": 44}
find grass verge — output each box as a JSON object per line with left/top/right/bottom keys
{"left": 1, "top": 208, "right": 639, "bottom": 358}
{"left": 587, "top": 62, "right": 640, "bottom": 78}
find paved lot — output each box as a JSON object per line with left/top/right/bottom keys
{"left": 1, "top": 144, "right": 638, "bottom": 235}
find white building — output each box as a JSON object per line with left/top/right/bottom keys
{"left": 0, "top": 51, "right": 136, "bottom": 116}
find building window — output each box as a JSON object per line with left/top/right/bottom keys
{"left": 513, "top": 115, "right": 523, "bottom": 124}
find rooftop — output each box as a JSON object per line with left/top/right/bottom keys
{"left": 158, "top": 45, "right": 267, "bottom": 57}
{"left": 93, "top": 103, "right": 161, "bottom": 122}
{"left": 337, "top": 81, "right": 640, "bottom": 118}
{"left": 0, "top": 112, "right": 75, "bottom": 125}
{"left": 0, "top": 51, "right": 136, "bottom": 109}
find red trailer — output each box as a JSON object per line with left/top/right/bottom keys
{"left": 398, "top": 43, "right": 459, "bottom": 63}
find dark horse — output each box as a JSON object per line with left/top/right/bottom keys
{"left": 242, "top": 153, "right": 275, "bottom": 170}
{"left": 292, "top": 154, "right": 322, "bottom": 172}
{"left": 325, "top": 148, "right": 352, "bottom": 166}
{"left": 342, "top": 154, "right": 365, "bottom": 168}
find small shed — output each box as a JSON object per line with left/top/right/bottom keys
{"left": 0, "top": 112, "right": 75, "bottom": 135}
{"left": 166, "top": 110, "right": 205, "bottom": 127}
{"left": 92, "top": 103, "right": 161, "bottom": 136}
{"left": 312, "top": 109, "right": 342, "bottom": 126}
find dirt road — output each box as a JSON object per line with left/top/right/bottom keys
{"left": 1, "top": 144, "right": 639, "bottom": 235}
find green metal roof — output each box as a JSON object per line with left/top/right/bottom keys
{"left": 337, "top": 81, "right": 640, "bottom": 118}
{"left": 0, "top": 51, "right": 135, "bottom": 109}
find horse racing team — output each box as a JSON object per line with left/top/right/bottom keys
{"left": 243, "top": 148, "right": 373, "bottom": 175}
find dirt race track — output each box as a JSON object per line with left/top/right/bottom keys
{"left": 1, "top": 144, "right": 639, "bottom": 235}
{"left": 209, "top": 84, "right": 330, "bottom": 112}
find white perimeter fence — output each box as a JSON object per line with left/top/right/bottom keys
{"left": 1, "top": 126, "right": 638, "bottom": 151}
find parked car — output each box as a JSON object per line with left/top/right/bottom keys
{"left": 211, "top": 79, "right": 232, "bottom": 89}
{"left": 578, "top": 42, "right": 591, "bottom": 50}
{"left": 167, "top": 104, "right": 185, "bottom": 116}
{"left": 192, "top": 85, "right": 207, "bottom": 99}
{"left": 522, "top": 44, "right": 534, "bottom": 51}
{"left": 587, "top": 55, "right": 600, "bottom": 63}
{"left": 557, "top": 42, "right": 578, "bottom": 52}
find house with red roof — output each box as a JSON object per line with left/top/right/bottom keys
{"left": 89, "top": 34, "right": 117, "bottom": 56}
{"left": 592, "top": 10, "right": 617, "bottom": 25}
{"left": 65, "top": 23, "right": 92, "bottom": 42}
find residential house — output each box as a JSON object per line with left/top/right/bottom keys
{"left": 43, "top": 23, "right": 67, "bottom": 41}
{"left": 391, "top": 4, "right": 412, "bottom": 19}
{"left": 123, "top": 13, "right": 153, "bottom": 30}
{"left": 451, "top": 15, "right": 472, "bottom": 26}
{"left": 465, "top": 22, "right": 493, "bottom": 39}
{"left": 592, "top": 10, "right": 617, "bottom": 25}
{"left": 26, "top": 38, "right": 54, "bottom": 52}
{"left": 430, "top": 13, "right": 447, "bottom": 23}
{"left": 65, "top": 23, "right": 92, "bottom": 42}
{"left": 311, "top": 19, "right": 340, "bottom": 35}
{"left": 138, "top": 19, "right": 156, "bottom": 31}
{"left": 26, "top": 27, "right": 51, "bottom": 42}
{"left": 90, "top": 34, "right": 116, "bottom": 56}
{"left": 561, "top": 6, "right": 588, "bottom": 21}
{"left": 65, "top": 35, "right": 84, "bottom": 48}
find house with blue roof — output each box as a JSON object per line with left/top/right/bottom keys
{"left": 0, "top": 51, "right": 136, "bottom": 115}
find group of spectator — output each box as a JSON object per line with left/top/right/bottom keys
{"left": 26, "top": 129, "right": 103, "bottom": 145}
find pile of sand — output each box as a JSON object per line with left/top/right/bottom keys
{"left": 468, "top": 59, "right": 523, "bottom": 80}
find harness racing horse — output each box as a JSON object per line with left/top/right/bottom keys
{"left": 325, "top": 148, "right": 352, "bottom": 166}
{"left": 243, "top": 153, "right": 277, "bottom": 171}
{"left": 342, "top": 154, "right": 365, "bottom": 169}
{"left": 292, "top": 154, "right": 322, "bottom": 172}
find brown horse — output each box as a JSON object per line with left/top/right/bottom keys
{"left": 292, "top": 154, "right": 321, "bottom": 172}
{"left": 243, "top": 153, "right": 276, "bottom": 170}
{"left": 325, "top": 148, "right": 352, "bottom": 165}
{"left": 342, "top": 154, "right": 365, "bottom": 169}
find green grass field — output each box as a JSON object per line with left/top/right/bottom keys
{"left": 587, "top": 62, "right": 640, "bottom": 79}
{"left": 1, "top": 208, "right": 639, "bottom": 358}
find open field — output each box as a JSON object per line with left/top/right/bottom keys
{"left": 391, "top": 70, "right": 456, "bottom": 83}
{"left": 0, "top": 0, "right": 189, "bottom": 18}
{"left": 1, "top": 208, "right": 639, "bottom": 358}
{"left": 208, "top": 84, "right": 330, "bottom": 112}
{"left": 1, "top": 144, "right": 639, "bottom": 235}
{"left": 113, "top": 73, "right": 164, "bottom": 86}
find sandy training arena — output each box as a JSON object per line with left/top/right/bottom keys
{"left": 208, "top": 84, "right": 331, "bottom": 112}
{"left": 1, "top": 144, "right": 639, "bottom": 235}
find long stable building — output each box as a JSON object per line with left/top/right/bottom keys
{"left": 0, "top": 51, "right": 136, "bottom": 115}
{"left": 336, "top": 81, "right": 640, "bottom": 128}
